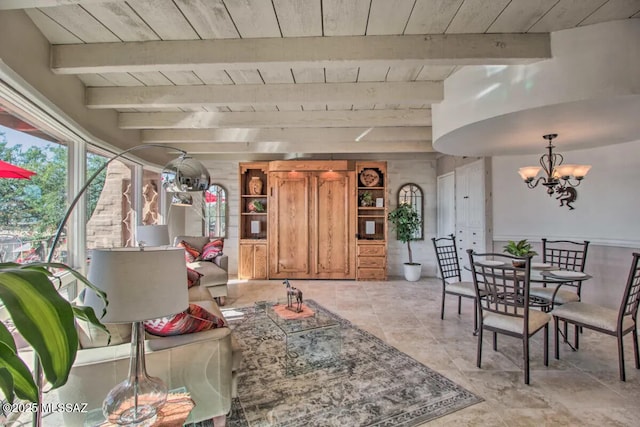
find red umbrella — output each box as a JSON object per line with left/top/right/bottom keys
{"left": 0, "top": 160, "right": 36, "bottom": 179}
{"left": 205, "top": 191, "right": 217, "bottom": 203}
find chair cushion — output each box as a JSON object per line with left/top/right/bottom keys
{"left": 187, "top": 267, "right": 203, "bottom": 288}
{"left": 445, "top": 280, "right": 483, "bottom": 297}
{"left": 530, "top": 286, "right": 580, "bottom": 304}
{"left": 551, "top": 302, "right": 635, "bottom": 332}
{"left": 144, "top": 303, "right": 225, "bottom": 337}
{"left": 76, "top": 319, "right": 132, "bottom": 349}
{"left": 174, "top": 235, "right": 210, "bottom": 252}
{"left": 187, "top": 261, "right": 228, "bottom": 286}
{"left": 201, "top": 238, "right": 224, "bottom": 261}
{"left": 483, "top": 310, "right": 551, "bottom": 335}
{"left": 178, "top": 240, "right": 201, "bottom": 262}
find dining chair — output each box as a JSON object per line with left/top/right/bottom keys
{"left": 432, "top": 234, "right": 483, "bottom": 333}
{"left": 467, "top": 250, "right": 551, "bottom": 385}
{"left": 530, "top": 239, "right": 590, "bottom": 306}
{"left": 551, "top": 252, "right": 640, "bottom": 381}
{"left": 530, "top": 239, "right": 590, "bottom": 345}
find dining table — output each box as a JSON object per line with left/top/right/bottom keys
{"left": 465, "top": 261, "right": 593, "bottom": 312}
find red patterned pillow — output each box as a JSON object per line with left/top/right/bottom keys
{"left": 201, "top": 238, "right": 224, "bottom": 261}
{"left": 178, "top": 240, "right": 201, "bottom": 263}
{"left": 144, "top": 304, "right": 225, "bottom": 337}
{"left": 186, "top": 267, "right": 202, "bottom": 288}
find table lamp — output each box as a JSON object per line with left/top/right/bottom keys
{"left": 136, "top": 225, "right": 170, "bottom": 247}
{"left": 84, "top": 246, "right": 189, "bottom": 425}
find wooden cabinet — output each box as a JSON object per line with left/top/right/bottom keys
{"left": 238, "top": 163, "right": 269, "bottom": 279}
{"left": 356, "top": 162, "right": 387, "bottom": 280}
{"left": 239, "top": 242, "right": 267, "bottom": 279}
{"left": 238, "top": 160, "right": 386, "bottom": 281}
{"left": 268, "top": 167, "right": 355, "bottom": 279}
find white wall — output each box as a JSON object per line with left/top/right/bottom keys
{"left": 492, "top": 139, "right": 640, "bottom": 308}
{"left": 386, "top": 159, "right": 438, "bottom": 278}
{"left": 493, "top": 139, "right": 640, "bottom": 247}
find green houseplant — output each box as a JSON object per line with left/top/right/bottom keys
{"left": 359, "top": 191, "right": 373, "bottom": 207}
{"left": 503, "top": 239, "right": 538, "bottom": 267}
{"left": 0, "top": 262, "right": 107, "bottom": 409}
{"left": 387, "top": 203, "right": 422, "bottom": 281}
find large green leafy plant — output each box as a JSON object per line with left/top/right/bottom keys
{"left": 387, "top": 203, "right": 422, "bottom": 265}
{"left": 0, "top": 262, "right": 107, "bottom": 405}
{"left": 503, "top": 239, "right": 538, "bottom": 257}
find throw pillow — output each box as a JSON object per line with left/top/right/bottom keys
{"left": 187, "top": 267, "right": 203, "bottom": 288}
{"left": 143, "top": 304, "right": 226, "bottom": 337}
{"left": 201, "top": 238, "right": 224, "bottom": 261}
{"left": 178, "top": 240, "right": 201, "bottom": 263}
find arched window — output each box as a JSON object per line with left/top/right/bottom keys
{"left": 205, "top": 184, "right": 227, "bottom": 238}
{"left": 398, "top": 183, "right": 424, "bottom": 240}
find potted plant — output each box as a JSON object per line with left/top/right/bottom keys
{"left": 388, "top": 203, "right": 422, "bottom": 281}
{"left": 502, "top": 239, "right": 538, "bottom": 267}
{"left": 359, "top": 191, "right": 373, "bottom": 207}
{"left": 0, "top": 262, "right": 107, "bottom": 419}
{"left": 247, "top": 199, "right": 265, "bottom": 212}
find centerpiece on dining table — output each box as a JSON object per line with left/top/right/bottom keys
{"left": 503, "top": 239, "right": 538, "bottom": 267}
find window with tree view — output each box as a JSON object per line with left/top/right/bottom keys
{"left": 0, "top": 120, "right": 68, "bottom": 264}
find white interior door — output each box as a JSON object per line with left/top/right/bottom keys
{"left": 437, "top": 172, "right": 455, "bottom": 238}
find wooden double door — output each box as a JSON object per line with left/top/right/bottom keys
{"left": 269, "top": 171, "right": 356, "bottom": 279}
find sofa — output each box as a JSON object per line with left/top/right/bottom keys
{"left": 174, "top": 235, "right": 229, "bottom": 305}
{"left": 53, "top": 281, "right": 241, "bottom": 426}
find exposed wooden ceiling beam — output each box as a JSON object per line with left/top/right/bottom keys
{"left": 0, "top": 0, "right": 109, "bottom": 9}
{"left": 87, "top": 82, "right": 443, "bottom": 109}
{"left": 141, "top": 127, "right": 431, "bottom": 143}
{"left": 52, "top": 34, "right": 550, "bottom": 74}
{"left": 119, "top": 109, "right": 431, "bottom": 129}
{"left": 166, "top": 140, "right": 434, "bottom": 154}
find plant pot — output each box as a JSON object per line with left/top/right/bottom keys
{"left": 512, "top": 260, "right": 526, "bottom": 268}
{"left": 403, "top": 263, "right": 422, "bottom": 281}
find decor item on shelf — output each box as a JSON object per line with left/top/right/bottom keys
{"left": 249, "top": 176, "right": 263, "bottom": 195}
{"left": 388, "top": 203, "right": 422, "bottom": 281}
{"left": 518, "top": 134, "right": 591, "bottom": 210}
{"left": 359, "top": 168, "right": 380, "bottom": 187}
{"left": 359, "top": 191, "right": 373, "bottom": 207}
{"left": 503, "top": 239, "right": 538, "bottom": 267}
{"left": 20, "top": 143, "right": 209, "bottom": 426}
{"left": 247, "top": 199, "right": 265, "bottom": 212}
{"left": 84, "top": 247, "right": 189, "bottom": 425}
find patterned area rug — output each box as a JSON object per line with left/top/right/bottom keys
{"left": 198, "top": 300, "right": 481, "bottom": 427}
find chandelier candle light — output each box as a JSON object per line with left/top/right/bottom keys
{"left": 518, "top": 134, "right": 591, "bottom": 209}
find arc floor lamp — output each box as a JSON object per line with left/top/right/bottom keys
{"left": 36, "top": 143, "right": 210, "bottom": 426}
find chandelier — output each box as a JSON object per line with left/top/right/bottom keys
{"left": 518, "top": 134, "right": 591, "bottom": 209}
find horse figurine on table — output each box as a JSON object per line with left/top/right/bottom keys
{"left": 283, "top": 279, "right": 303, "bottom": 313}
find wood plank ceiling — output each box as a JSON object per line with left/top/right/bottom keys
{"left": 3, "top": 0, "right": 640, "bottom": 160}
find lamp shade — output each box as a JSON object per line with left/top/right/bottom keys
{"left": 162, "top": 155, "right": 210, "bottom": 192}
{"left": 136, "top": 225, "right": 170, "bottom": 247}
{"left": 85, "top": 247, "right": 188, "bottom": 323}
{"left": 518, "top": 166, "right": 541, "bottom": 181}
{"left": 572, "top": 164, "right": 592, "bottom": 178}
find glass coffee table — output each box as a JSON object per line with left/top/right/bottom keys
{"left": 263, "top": 302, "right": 342, "bottom": 375}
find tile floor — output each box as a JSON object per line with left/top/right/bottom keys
{"left": 225, "top": 276, "right": 640, "bottom": 427}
